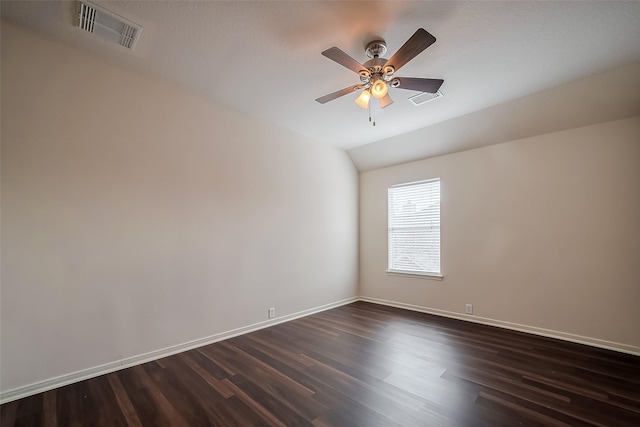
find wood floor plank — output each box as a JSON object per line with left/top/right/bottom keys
{"left": 85, "top": 375, "right": 128, "bottom": 427}
{"left": 115, "top": 369, "right": 167, "bottom": 427}
{"left": 107, "top": 373, "right": 143, "bottom": 427}
{"left": 226, "top": 374, "right": 314, "bottom": 426}
{"left": 2, "top": 301, "right": 639, "bottom": 426}
{"left": 41, "top": 391, "right": 56, "bottom": 427}
{"left": 129, "top": 364, "right": 190, "bottom": 427}
{"left": 208, "top": 395, "right": 271, "bottom": 427}
{"left": 0, "top": 400, "right": 18, "bottom": 426}
{"left": 219, "top": 340, "right": 316, "bottom": 398}
{"left": 221, "top": 378, "right": 287, "bottom": 427}
{"left": 177, "top": 352, "right": 234, "bottom": 399}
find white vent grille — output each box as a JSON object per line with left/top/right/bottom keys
{"left": 408, "top": 90, "right": 443, "bottom": 106}
{"left": 78, "top": 1, "right": 142, "bottom": 50}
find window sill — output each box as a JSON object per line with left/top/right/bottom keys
{"left": 386, "top": 270, "right": 443, "bottom": 280}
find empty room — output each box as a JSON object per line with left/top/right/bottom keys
{"left": 1, "top": 1, "right": 639, "bottom": 426}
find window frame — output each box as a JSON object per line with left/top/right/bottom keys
{"left": 386, "top": 178, "right": 442, "bottom": 280}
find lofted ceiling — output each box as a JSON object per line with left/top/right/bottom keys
{"left": 2, "top": 1, "right": 640, "bottom": 152}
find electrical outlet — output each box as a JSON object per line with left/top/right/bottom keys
{"left": 465, "top": 304, "right": 473, "bottom": 315}
{"left": 268, "top": 307, "right": 276, "bottom": 319}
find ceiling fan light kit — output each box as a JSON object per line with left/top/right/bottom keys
{"left": 370, "top": 78, "right": 388, "bottom": 99}
{"left": 316, "top": 28, "right": 444, "bottom": 125}
{"left": 355, "top": 90, "right": 371, "bottom": 109}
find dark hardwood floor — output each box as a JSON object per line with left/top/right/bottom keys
{"left": 2, "top": 301, "right": 639, "bottom": 426}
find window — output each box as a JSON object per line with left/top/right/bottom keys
{"left": 388, "top": 178, "right": 441, "bottom": 277}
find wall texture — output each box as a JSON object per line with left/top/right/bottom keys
{"left": 360, "top": 116, "right": 640, "bottom": 353}
{"left": 1, "top": 22, "right": 358, "bottom": 394}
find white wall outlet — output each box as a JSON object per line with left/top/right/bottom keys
{"left": 465, "top": 304, "right": 473, "bottom": 314}
{"left": 268, "top": 307, "right": 276, "bottom": 319}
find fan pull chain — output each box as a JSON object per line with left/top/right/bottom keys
{"left": 369, "top": 101, "right": 376, "bottom": 126}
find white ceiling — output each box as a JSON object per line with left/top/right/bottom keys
{"left": 2, "top": 1, "right": 640, "bottom": 151}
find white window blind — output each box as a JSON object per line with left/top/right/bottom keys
{"left": 388, "top": 178, "right": 441, "bottom": 276}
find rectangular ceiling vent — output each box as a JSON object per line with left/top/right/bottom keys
{"left": 408, "top": 90, "right": 443, "bottom": 106}
{"left": 77, "top": 1, "right": 142, "bottom": 50}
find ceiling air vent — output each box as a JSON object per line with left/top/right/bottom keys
{"left": 408, "top": 90, "right": 443, "bottom": 106}
{"left": 77, "top": 1, "right": 142, "bottom": 50}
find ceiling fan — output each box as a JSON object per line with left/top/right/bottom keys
{"left": 315, "top": 28, "right": 444, "bottom": 120}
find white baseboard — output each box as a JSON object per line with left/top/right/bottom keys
{"left": 4, "top": 295, "right": 638, "bottom": 404}
{"left": 0, "top": 297, "right": 358, "bottom": 404}
{"left": 358, "top": 296, "right": 640, "bottom": 356}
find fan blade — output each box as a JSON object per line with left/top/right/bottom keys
{"left": 315, "top": 84, "right": 363, "bottom": 104}
{"left": 380, "top": 93, "right": 393, "bottom": 109}
{"left": 384, "top": 28, "right": 436, "bottom": 72}
{"left": 322, "top": 47, "right": 368, "bottom": 74}
{"left": 394, "top": 77, "right": 444, "bottom": 93}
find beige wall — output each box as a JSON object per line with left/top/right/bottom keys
{"left": 1, "top": 22, "right": 358, "bottom": 393}
{"left": 360, "top": 116, "right": 640, "bottom": 351}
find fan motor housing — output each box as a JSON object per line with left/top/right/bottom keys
{"left": 364, "top": 57, "right": 386, "bottom": 69}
